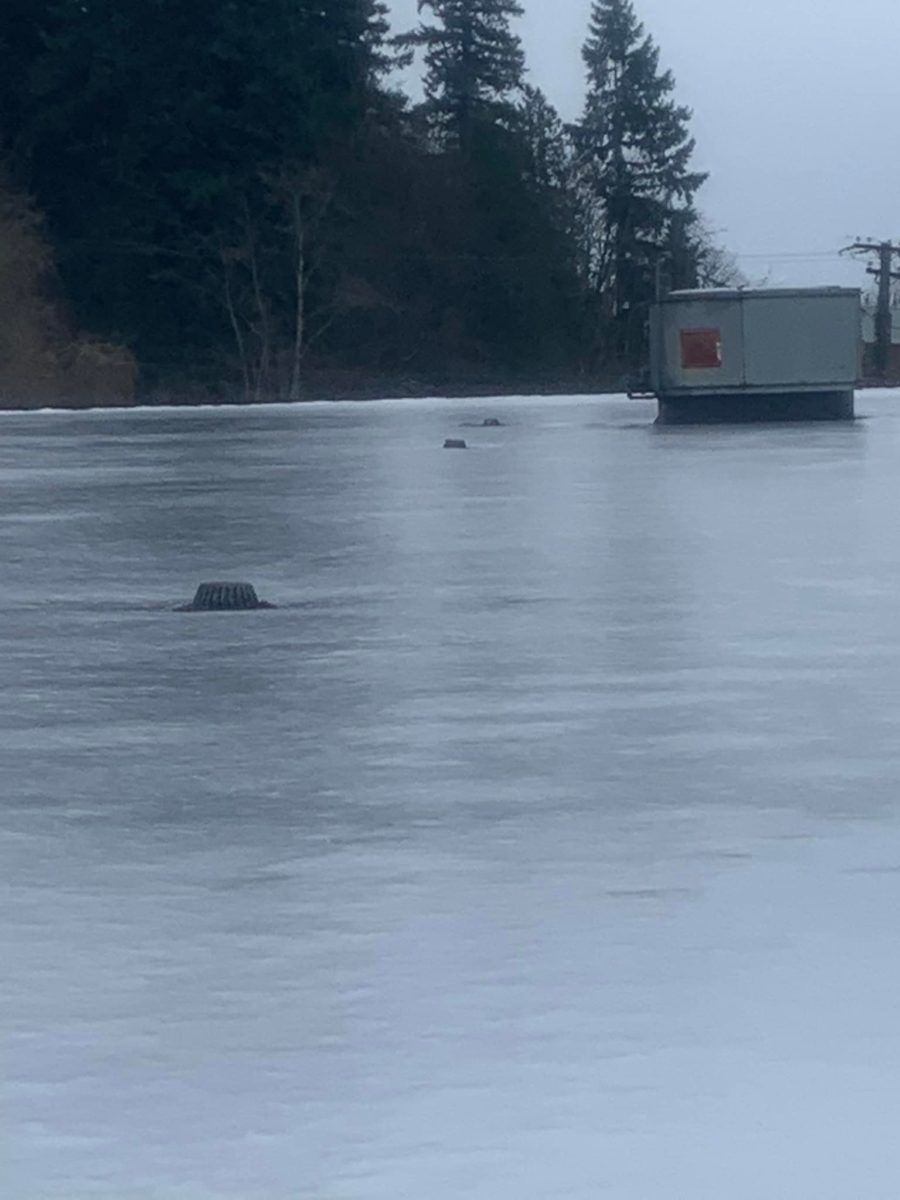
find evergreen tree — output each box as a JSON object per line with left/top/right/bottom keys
{"left": 519, "top": 85, "right": 569, "bottom": 192}
{"left": 393, "top": 3, "right": 583, "bottom": 374}
{"left": 399, "top": 0, "right": 525, "bottom": 146}
{"left": 573, "top": 0, "right": 706, "bottom": 365}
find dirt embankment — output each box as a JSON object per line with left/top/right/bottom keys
{"left": 0, "top": 178, "right": 135, "bottom": 410}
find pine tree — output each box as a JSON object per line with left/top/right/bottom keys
{"left": 573, "top": 0, "right": 706, "bottom": 365}
{"left": 399, "top": 0, "right": 526, "bottom": 146}
{"left": 519, "top": 85, "right": 569, "bottom": 192}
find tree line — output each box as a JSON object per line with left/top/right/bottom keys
{"left": 0, "top": 0, "right": 739, "bottom": 403}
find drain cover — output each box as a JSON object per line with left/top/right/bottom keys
{"left": 177, "top": 582, "right": 275, "bottom": 612}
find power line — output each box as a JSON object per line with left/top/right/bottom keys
{"left": 734, "top": 250, "right": 849, "bottom": 261}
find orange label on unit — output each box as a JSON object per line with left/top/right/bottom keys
{"left": 680, "top": 328, "right": 722, "bottom": 369}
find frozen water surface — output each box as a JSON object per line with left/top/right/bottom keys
{"left": 4, "top": 391, "right": 900, "bottom": 1199}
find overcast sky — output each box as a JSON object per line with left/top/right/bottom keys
{"left": 387, "top": 0, "right": 898, "bottom": 292}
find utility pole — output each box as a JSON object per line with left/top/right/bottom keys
{"left": 843, "top": 240, "right": 900, "bottom": 381}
